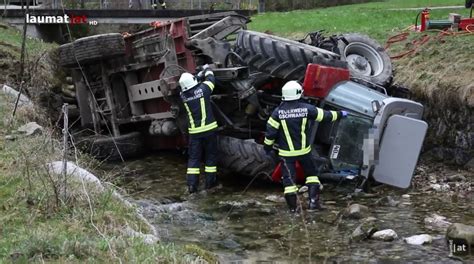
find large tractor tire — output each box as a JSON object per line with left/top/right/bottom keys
{"left": 77, "top": 132, "right": 144, "bottom": 161}
{"left": 59, "top": 33, "right": 125, "bottom": 68}
{"left": 235, "top": 30, "right": 339, "bottom": 80}
{"left": 59, "top": 43, "right": 76, "bottom": 68}
{"left": 217, "top": 136, "right": 276, "bottom": 180}
{"left": 336, "top": 33, "right": 393, "bottom": 86}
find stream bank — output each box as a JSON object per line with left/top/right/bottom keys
{"left": 393, "top": 35, "right": 473, "bottom": 169}
{"left": 0, "top": 95, "right": 198, "bottom": 262}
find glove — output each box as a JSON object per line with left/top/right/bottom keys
{"left": 197, "top": 70, "right": 204, "bottom": 79}
{"left": 341, "top": 110, "right": 348, "bottom": 118}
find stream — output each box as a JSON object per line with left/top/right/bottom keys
{"left": 105, "top": 153, "right": 473, "bottom": 263}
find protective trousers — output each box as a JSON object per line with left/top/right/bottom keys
{"left": 281, "top": 153, "right": 321, "bottom": 212}
{"left": 186, "top": 132, "right": 217, "bottom": 192}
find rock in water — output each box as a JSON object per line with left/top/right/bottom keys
{"left": 424, "top": 213, "right": 452, "bottom": 232}
{"left": 430, "top": 183, "right": 450, "bottom": 192}
{"left": 375, "top": 196, "right": 400, "bottom": 207}
{"left": 404, "top": 234, "right": 433, "bottom": 245}
{"left": 446, "top": 174, "right": 466, "bottom": 182}
{"left": 343, "top": 204, "right": 369, "bottom": 219}
{"left": 265, "top": 195, "right": 285, "bottom": 203}
{"left": 218, "top": 199, "right": 262, "bottom": 209}
{"left": 351, "top": 218, "right": 379, "bottom": 241}
{"left": 402, "top": 194, "right": 411, "bottom": 199}
{"left": 372, "top": 229, "right": 398, "bottom": 241}
{"left": 446, "top": 223, "right": 474, "bottom": 254}
{"left": 17, "top": 122, "right": 43, "bottom": 136}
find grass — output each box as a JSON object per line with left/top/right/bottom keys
{"left": 0, "top": 22, "right": 60, "bottom": 92}
{"left": 249, "top": 0, "right": 471, "bottom": 41}
{"left": 0, "top": 21, "right": 56, "bottom": 59}
{"left": 248, "top": 0, "right": 474, "bottom": 105}
{"left": 0, "top": 97, "right": 199, "bottom": 262}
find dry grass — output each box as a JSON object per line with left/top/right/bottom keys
{"left": 0, "top": 97, "right": 195, "bottom": 263}
{"left": 392, "top": 34, "right": 474, "bottom": 108}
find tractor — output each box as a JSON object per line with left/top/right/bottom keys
{"left": 58, "top": 11, "right": 428, "bottom": 190}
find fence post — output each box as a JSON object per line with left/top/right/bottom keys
{"left": 258, "top": 0, "right": 265, "bottom": 13}
{"left": 62, "top": 103, "right": 68, "bottom": 201}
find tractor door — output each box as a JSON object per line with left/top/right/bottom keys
{"left": 372, "top": 115, "right": 427, "bottom": 188}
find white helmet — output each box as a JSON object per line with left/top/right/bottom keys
{"left": 179, "top": 72, "right": 198, "bottom": 92}
{"left": 281, "top": 81, "right": 303, "bottom": 101}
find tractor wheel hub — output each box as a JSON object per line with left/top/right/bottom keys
{"left": 347, "top": 54, "right": 372, "bottom": 76}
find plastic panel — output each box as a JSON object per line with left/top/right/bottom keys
{"left": 373, "top": 115, "right": 427, "bottom": 188}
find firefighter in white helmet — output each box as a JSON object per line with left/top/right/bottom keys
{"left": 264, "top": 80, "right": 348, "bottom": 212}
{"left": 151, "top": 0, "right": 166, "bottom": 9}
{"left": 179, "top": 65, "right": 218, "bottom": 193}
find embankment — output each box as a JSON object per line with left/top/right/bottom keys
{"left": 393, "top": 35, "right": 473, "bottom": 167}
{"left": 0, "top": 23, "right": 193, "bottom": 262}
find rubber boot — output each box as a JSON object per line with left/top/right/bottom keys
{"left": 284, "top": 193, "right": 298, "bottom": 213}
{"left": 205, "top": 174, "right": 217, "bottom": 190}
{"left": 308, "top": 184, "right": 322, "bottom": 211}
{"left": 188, "top": 185, "right": 198, "bottom": 194}
{"left": 187, "top": 175, "right": 199, "bottom": 194}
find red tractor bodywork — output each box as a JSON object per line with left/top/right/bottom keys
{"left": 123, "top": 19, "right": 196, "bottom": 72}
{"left": 120, "top": 19, "right": 197, "bottom": 150}
{"left": 303, "top": 63, "right": 350, "bottom": 99}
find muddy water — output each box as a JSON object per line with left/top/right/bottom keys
{"left": 108, "top": 153, "right": 473, "bottom": 263}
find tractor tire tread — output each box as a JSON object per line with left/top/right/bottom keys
{"left": 77, "top": 132, "right": 143, "bottom": 161}
{"left": 59, "top": 33, "right": 125, "bottom": 68}
{"left": 217, "top": 136, "right": 275, "bottom": 179}
{"left": 236, "top": 30, "right": 338, "bottom": 80}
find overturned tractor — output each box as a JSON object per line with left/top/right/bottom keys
{"left": 58, "top": 12, "right": 427, "bottom": 189}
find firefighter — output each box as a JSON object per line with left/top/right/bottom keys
{"left": 151, "top": 0, "right": 166, "bottom": 9}
{"left": 179, "top": 65, "right": 218, "bottom": 193}
{"left": 264, "top": 81, "right": 347, "bottom": 213}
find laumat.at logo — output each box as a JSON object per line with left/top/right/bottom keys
{"left": 26, "top": 14, "right": 98, "bottom": 25}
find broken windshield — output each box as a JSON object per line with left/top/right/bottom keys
{"left": 330, "top": 114, "right": 373, "bottom": 171}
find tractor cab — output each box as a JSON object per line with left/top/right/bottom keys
{"left": 272, "top": 63, "right": 427, "bottom": 189}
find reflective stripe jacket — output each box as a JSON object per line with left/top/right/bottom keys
{"left": 264, "top": 100, "right": 343, "bottom": 157}
{"left": 180, "top": 72, "right": 218, "bottom": 135}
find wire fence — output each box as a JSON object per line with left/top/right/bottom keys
{"left": 3, "top": 0, "right": 378, "bottom": 11}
